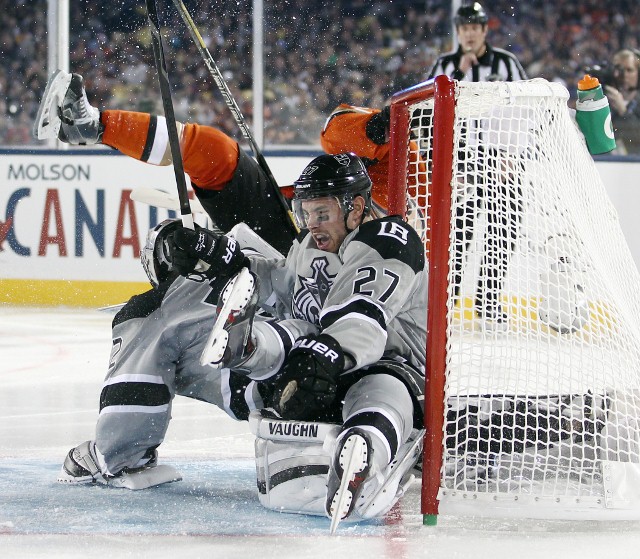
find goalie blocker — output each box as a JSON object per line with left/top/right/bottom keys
{"left": 250, "top": 410, "right": 423, "bottom": 519}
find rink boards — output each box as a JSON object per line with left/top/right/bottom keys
{"left": 0, "top": 150, "right": 638, "bottom": 307}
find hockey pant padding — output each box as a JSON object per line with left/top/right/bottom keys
{"left": 96, "top": 276, "right": 266, "bottom": 474}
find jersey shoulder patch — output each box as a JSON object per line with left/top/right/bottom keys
{"left": 352, "top": 216, "right": 425, "bottom": 272}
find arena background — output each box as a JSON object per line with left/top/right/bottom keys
{"left": 1, "top": 0, "right": 639, "bottom": 306}
{"left": 2, "top": 3, "right": 640, "bottom": 558}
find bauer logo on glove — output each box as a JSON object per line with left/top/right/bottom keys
{"left": 274, "top": 333, "right": 345, "bottom": 422}
{"left": 291, "top": 337, "right": 342, "bottom": 364}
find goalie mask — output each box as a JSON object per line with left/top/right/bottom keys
{"left": 141, "top": 218, "right": 181, "bottom": 288}
{"left": 292, "top": 153, "right": 372, "bottom": 231}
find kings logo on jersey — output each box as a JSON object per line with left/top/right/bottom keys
{"left": 292, "top": 256, "right": 336, "bottom": 325}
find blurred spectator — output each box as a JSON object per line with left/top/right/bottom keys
{"left": 2, "top": 0, "right": 640, "bottom": 150}
{"left": 605, "top": 49, "right": 640, "bottom": 155}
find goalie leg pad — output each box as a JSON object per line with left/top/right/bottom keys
{"left": 250, "top": 410, "right": 340, "bottom": 516}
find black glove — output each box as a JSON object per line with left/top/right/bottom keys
{"left": 365, "top": 106, "right": 391, "bottom": 145}
{"left": 273, "top": 334, "right": 345, "bottom": 421}
{"left": 169, "top": 225, "right": 249, "bottom": 278}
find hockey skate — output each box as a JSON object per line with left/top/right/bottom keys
{"left": 58, "top": 440, "right": 181, "bottom": 490}
{"left": 33, "top": 69, "right": 103, "bottom": 144}
{"left": 326, "top": 428, "right": 424, "bottom": 533}
{"left": 326, "top": 428, "right": 374, "bottom": 533}
{"left": 200, "top": 267, "right": 260, "bottom": 369}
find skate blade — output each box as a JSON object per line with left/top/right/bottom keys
{"left": 57, "top": 467, "right": 98, "bottom": 485}
{"left": 32, "top": 69, "right": 72, "bottom": 140}
{"left": 200, "top": 268, "right": 255, "bottom": 367}
{"left": 329, "top": 434, "right": 369, "bottom": 535}
{"left": 356, "top": 429, "right": 424, "bottom": 519}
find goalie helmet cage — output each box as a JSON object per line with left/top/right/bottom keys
{"left": 388, "top": 75, "right": 640, "bottom": 524}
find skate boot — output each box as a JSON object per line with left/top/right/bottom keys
{"left": 326, "top": 428, "right": 374, "bottom": 533}
{"left": 200, "top": 267, "right": 260, "bottom": 370}
{"left": 58, "top": 441, "right": 181, "bottom": 490}
{"left": 58, "top": 440, "right": 108, "bottom": 485}
{"left": 326, "top": 428, "right": 424, "bottom": 533}
{"left": 33, "top": 69, "right": 103, "bottom": 144}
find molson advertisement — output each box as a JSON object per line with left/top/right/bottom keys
{"left": 0, "top": 150, "right": 311, "bottom": 307}
{"left": 1, "top": 150, "right": 637, "bottom": 307}
{"left": 0, "top": 151, "right": 180, "bottom": 306}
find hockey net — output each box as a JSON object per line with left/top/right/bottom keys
{"left": 388, "top": 76, "right": 640, "bottom": 521}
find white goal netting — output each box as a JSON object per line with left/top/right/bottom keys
{"left": 393, "top": 78, "right": 640, "bottom": 519}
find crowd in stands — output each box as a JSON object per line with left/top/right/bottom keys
{"left": 2, "top": 0, "right": 639, "bottom": 150}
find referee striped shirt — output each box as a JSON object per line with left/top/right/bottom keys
{"left": 428, "top": 44, "right": 527, "bottom": 82}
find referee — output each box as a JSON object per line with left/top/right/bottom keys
{"left": 427, "top": 2, "right": 527, "bottom": 82}
{"left": 428, "top": 2, "right": 527, "bottom": 331}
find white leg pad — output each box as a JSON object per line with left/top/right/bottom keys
{"left": 250, "top": 410, "right": 340, "bottom": 516}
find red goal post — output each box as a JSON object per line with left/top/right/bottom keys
{"left": 388, "top": 76, "right": 455, "bottom": 523}
{"left": 388, "top": 75, "right": 640, "bottom": 524}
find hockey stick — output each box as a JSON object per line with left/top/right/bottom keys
{"left": 169, "top": 0, "right": 299, "bottom": 236}
{"left": 145, "top": 0, "right": 195, "bottom": 229}
{"left": 129, "top": 186, "right": 207, "bottom": 214}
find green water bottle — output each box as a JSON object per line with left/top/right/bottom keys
{"left": 575, "top": 74, "right": 616, "bottom": 155}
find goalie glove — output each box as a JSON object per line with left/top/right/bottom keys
{"left": 169, "top": 225, "right": 249, "bottom": 279}
{"left": 273, "top": 334, "right": 345, "bottom": 421}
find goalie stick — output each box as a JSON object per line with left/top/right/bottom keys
{"left": 145, "top": 0, "right": 194, "bottom": 230}
{"left": 169, "top": 0, "right": 299, "bottom": 236}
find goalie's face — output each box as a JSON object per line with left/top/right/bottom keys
{"left": 294, "top": 196, "right": 365, "bottom": 253}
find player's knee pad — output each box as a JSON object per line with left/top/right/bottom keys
{"left": 249, "top": 410, "right": 340, "bottom": 516}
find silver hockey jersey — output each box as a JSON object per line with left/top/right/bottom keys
{"left": 250, "top": 215, "right": 428, "bottom": 375}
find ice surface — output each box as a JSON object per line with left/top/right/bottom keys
{"left": 1, "top": 306, "right": 640, "bottom": 558}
